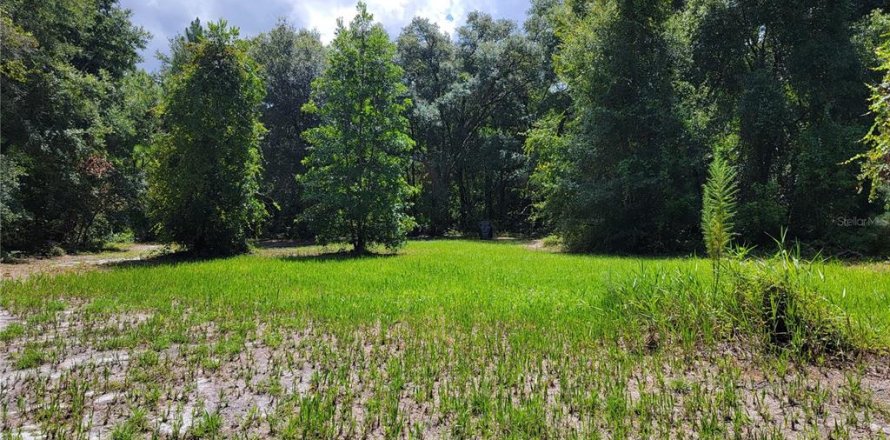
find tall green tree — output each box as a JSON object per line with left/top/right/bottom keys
{"left": 300, "top": 3, "right": 416, "bottom": 253}
{"left": 1, "top": 0, "right": 150, "bottom": 252}
{"left": 397, "top": 18, "right": 459, "bottom": 234}
{"left": 523, "top": 0, "right": 574, "bottom": 234}
{"left": 451, "top": 13, "right": 541, "bottom": 232}
{"left": 536, "top": 0, "right": 704, "bottom": 252}
{"left": 147, "top": 21, "right": 266, "bottom": 255}
{"left": 397, "top": 13, "right": 540, "bottom": 235}
{"left": 159, "top": 18, "right": 206, "bottom": 76}
{"left": 250, "top": 22, "right": 325, "bottom": 237}
{"left": 686, "top": 0, "right": 883, "bottom": 250}
{"left": 524, "top": 0, "right": 571, "bottom": 116}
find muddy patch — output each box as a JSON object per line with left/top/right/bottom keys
{"left": 0, "top": 308, "right": 16, "bottom": 332}
{"left": 0, "top": 243, "right": 164, "bottom": 281}
{"left": 1, "top": 304, "right": 889, "bottom": 438}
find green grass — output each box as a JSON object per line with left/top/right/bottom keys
{"left": 810, "top": 261, "right": 890, "bottom": 346}
{"left": 1, "top": 240, "right": 888, "bottom": 438}
{"left": 4, "top": 241, "right": 716, "bottom": 356}
{"left": 3, "top": 240, "right": 887, "bottom": 347}
{"left": 0, "top": 322, "right": 25, "bottom": 342}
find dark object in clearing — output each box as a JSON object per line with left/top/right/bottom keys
{"left": 479, "top": 221, "right": 494, "bottom": 240}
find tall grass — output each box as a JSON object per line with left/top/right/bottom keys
{"left": 1, "top": 240, "right": 887, "bottom": 438}
{"left": 2, "top": 240, "right": 886, "bottom": 352}
{"left": 701, "top": 154, "right": 738, "bottom": 292}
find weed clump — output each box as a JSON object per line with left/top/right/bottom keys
{"left": 608, "top": 240, "right": 861, "bottom": 360}
{"left": 727, "top": 243, "right": 857, "bottom": 360}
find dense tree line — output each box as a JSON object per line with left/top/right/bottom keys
{"left": 2, "top": 0, "right": 888, "bottom": 256}
{"left": 398, "top": 14, "right": 541, "bottom": 235}
{"left": 528, "top": 0, "right": 890, "bottom": 253}
{"left": 249, "top": 22, "right": 326, "bottom": 237}
{"left": 528, "top": 0, "right": 705, "bottom": 252}
{"left": 1, "top": 0, "right": 154, "bottom": 253}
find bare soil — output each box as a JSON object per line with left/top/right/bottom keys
{"left": 1, "top": 302, "right": 889, "bottom": 438}
{"left": 0, "top": 243, "right": 164, "bottom": 281}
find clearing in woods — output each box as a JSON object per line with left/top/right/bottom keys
{"left": 0, "top": 240, "right": 889, "bottom": 438}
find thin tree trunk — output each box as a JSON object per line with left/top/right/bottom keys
{"left": 354, "top": 236, "right": 366, "bottom": 254}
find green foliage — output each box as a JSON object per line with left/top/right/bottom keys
{"left": 524, "top": 0, "right": 570, "bottom": 113}
{"left": 2, "top": 0, "right": 888, "bottom": 257}
{"left": 540, "top": 0, "right": 705, "bottom": 252}
{"left": 147, "top": 21, "right": 267, "bottom": 255}
{"left": 524, "top": 111, "right": 569, "bottom": 228}
{"left": 300, "top": 3, "right": 416, "bottom": 253}
{"left": 851, "top": 9, "right": 890, "bottom": 79}
{"left": 159, "top": 18, "right": 207, "bottom": 76}
{"left": 112, "top": 71, "right": 163, "bottom": 241}
{"left": 397, "top": 14, "right": 541, "bottom": 234}
{"left": 727, "top": 237, "right": 858, "bottom": 358}
{"left": 0, "top": 153, "right": 30, "bottom": 250}
{"left": 686, "top": 0, "right": 882, "bottom": 250}
{"left": 858, "top": 31, "right": 890, "bottom": 207}
{"left": 396, "top": 18, "right": 459, "bottom": 234}
{"left": 701, "top": 155, "right": 738, "bottom": 261}
{"left": 250, "top": 21, "right": 325, "bottom": 237}
{"left": 0, "top": 0, "right": 151, "bottom": 252}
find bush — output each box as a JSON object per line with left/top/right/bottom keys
{"left": 605, "top": 237, "right": 860, "bottom": 360}
{"left": 726, "top": 241, "right": 856, "bottom": 359}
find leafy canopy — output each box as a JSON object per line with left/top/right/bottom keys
{"left": 0, "top": 0, "right": 150, "bottom": 252}
{"left": 300, "top": 3, "right": 416, "bottom": 253}
{"left": 147, "top": 21, "right": 267, "bottom": 255}
{"left": 534, "top": 0, "right": 704, "bottom": 253}
{"left": 858, "top": 33, "right": 890, "bottom": 207}
{"left": 249, "top": 21, "right": 326, "bottom": 237}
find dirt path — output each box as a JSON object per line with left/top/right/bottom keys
{"left": 0, "top": 243, "right": 164, "bottom": 281}
{"left": 526, "top": 239, "right": 547, "bottom": 250}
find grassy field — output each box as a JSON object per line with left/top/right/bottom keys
{"left": 1, "top": 240, "right": 888, "bottom": 438}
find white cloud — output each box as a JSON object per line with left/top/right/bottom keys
{"left": 121, "top": 0, "right": 528, "bottom": 70}
{"left": 288, "top": 0, "right": 484, "bottom": 43}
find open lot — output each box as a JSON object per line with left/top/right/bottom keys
{"left": 1, "top": 240, "right": 889, "bottom": 439}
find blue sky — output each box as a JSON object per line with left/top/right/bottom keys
{"left": 121, "top": 0, "right": 532, "bottom": 71}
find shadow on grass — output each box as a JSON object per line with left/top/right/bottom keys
{"left": 101, "top": 250, "right": 226, "bottom": 270}
{"left": 254, "top": 239, "right": 314, "bottom": 249}
{"left": 278, "top": 250, "right": 399, "bottom": 263}
{"left": 99, "top": 240, "right": 400, "bottom": 269}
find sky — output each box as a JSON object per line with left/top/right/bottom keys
{"left": 121, "top": 0, "right": 532, "bottom": 72}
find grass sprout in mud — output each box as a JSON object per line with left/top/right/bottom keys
{"left": 1, "top": 240, "right": 889, "bottom": 438}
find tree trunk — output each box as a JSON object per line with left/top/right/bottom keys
{"left": 354, "top": 224, "right": 367, "bottom": 254}
{"left": 354, "top": 237, "right": 366, "bottom": 254}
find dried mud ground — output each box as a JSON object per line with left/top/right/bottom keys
{"left": 0, "top": 240, "right": 889, "bottom": 439}
{"left": 0, "top": 244, "right": 165, "bottom": 282}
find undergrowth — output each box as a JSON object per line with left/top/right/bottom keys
{"left": 726, "top": 244, "right": 859, "bottom": 360}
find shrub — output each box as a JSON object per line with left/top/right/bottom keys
{"left": 726, "top": 238, "right": 856, "bottom": 359}
{"left": 701, "top": 154, "right": 739, "bottom": 292}
{"left": 701, "top": 155, "right": 738, "bottom": 262}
